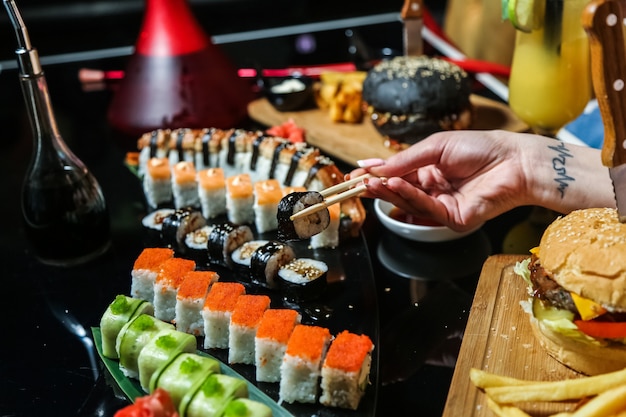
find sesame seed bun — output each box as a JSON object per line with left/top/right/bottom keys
{"left": 361, "top": 56, "right": 473, "bottom": 146}
{"left": 538, "top": 207, "right": 626, "bottom": 310}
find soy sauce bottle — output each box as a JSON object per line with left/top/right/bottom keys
{"left": 5, "top": 0, "right": 111, "bottom": 266}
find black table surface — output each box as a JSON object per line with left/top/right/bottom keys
{"left": 0, "top": 31, "right": 533, "bottom": 417}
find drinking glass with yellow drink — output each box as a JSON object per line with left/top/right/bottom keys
{"left": 508, "top": 0, "right": 592, "bottom": 136}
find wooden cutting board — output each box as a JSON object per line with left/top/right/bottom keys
{"left": 248, "top": 95, "right": 528, "bottom": 166}
{"left": 442, "top": 254, "right": 583, "bottom": 417}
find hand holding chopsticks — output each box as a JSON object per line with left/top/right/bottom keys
{"left": 289, "top": 173, "right": 373, "bottom": 221}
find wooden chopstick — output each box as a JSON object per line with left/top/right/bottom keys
{"left": 319, "top": 173, "right": 372, "bottom": 197}
{"left": 290, "top": 174, "right": 372, "bottom": 221}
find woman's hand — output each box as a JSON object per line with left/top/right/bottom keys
{"left": 349, "top": 130, "right": 613, "bottom": 231}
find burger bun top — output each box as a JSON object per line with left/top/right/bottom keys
{"left": 538, "top": 207, "right": 626, "bottom": 310}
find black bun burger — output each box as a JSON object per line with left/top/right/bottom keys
{"left": 361, "top": 56, "right": 473, "bottom": 148}
{"left": 516, "top": 207, "right": 626, "bottom": 375}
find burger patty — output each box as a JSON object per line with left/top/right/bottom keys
{"left": 529, "top": 256, "right": 577, "bottom": 313}
{"left": 529, "top": 256, "right": 626, "bottom": 321}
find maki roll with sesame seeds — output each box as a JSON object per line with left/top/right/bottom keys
{"left": 249, "top": 240, "right": 295, "bottom": 289}
{"left": 278, "top": 257, "right": 328, "bottom": 302}
{"left": 277, "top": 191, "right": 330, "bottom": 241}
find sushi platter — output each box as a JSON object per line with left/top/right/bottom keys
{"left": 99, "top": 128, "right": 380, "bottom": 416}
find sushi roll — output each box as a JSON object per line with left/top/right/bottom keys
{"left": 230, "top": 239, "right": 269, "bottom": 278}
{"left": 249, "top": 241, "right": 295, "bottom": 289}
{"left": 172, "top": 161, "right": 200, "bottom": 209}
{"left": 320, "top": 331, "right": 374, "bottom": 410}
{"left": 223, "top": 398, "right": 272, "bottom": 417}
{"left": 116, "top": 314, "right": 175, "bottom": 379}
{"left": 161, "top": 208, "right": 206, "bottom": 253}
{"left": 137, "top": 328, "right": 197, "bottom": 392}
{"left": 277, "top": 191, "right": 330, "bottom": 241}
{"left": 143, "top": 157, "right": 172, "bottom": 209}
{"left": 175, "top": 270, "right": 219, "bottom": 336}
{"left": 202, "top": 282, "right": 246, "bottom": 349}
{"left": 141, "top": 208, "right": 175, "bottom": 247}
{"left": 197, "top": 167, "right": 227, "bottom": 219}
{"left": 278, "top": 258, "right": 328, "bottom": 302}
{"left": 253, "top": 179, "right": 283, "bottom": 234}
{"left": 207, "top": 222, "right": 254, "bottom": 268}
{"left": 310, "top": 202, "right": 340, "bottom": 249}
{"left": 130, "top": 247, "right": 175, "bottom": 303}
{"left": 183, "top": 224, "right": 214, "bottom": 264}
{"left": 226, "top": 173, "right": 255, "bottom": 225}
{"left": 150, "top": 352, "right": 221, "bottom": 408}
{"left": 100, "top": 295, "right": 154, "bottom": 359}
{"left": 228, "top": 294, "right": 271, "bottom": 365}
{"left": 180, "top": 373, "right": 248, "bottom": 417}
{"left": 153, "top": 257, "right": 197, "bottom": 323}
{"left": 254, "top": 309, "right": 301, "bottom": 383}
{"left": 279, "top": 324, "right": 332, "bottom": 404}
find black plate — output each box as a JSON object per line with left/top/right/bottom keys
{"left": 108, "top": 214, "right": 380, "bottom": 417}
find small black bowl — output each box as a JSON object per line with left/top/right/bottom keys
{"left": 261, "top": 75, "right": 315, "bottom": 112}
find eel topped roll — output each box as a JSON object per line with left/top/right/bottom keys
{"left": 277, "top": 191, "right": 330, "bottom": 241}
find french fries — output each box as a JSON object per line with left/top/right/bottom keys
{"left": 470, "top": 367, "right": 626, "bottom": 417}
{"left": 314, "top": 71, "right": 366, "bottom": 124}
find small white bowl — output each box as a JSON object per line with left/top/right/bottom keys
{"left": 373, "top": 199, "right": 482, "bottom": 242}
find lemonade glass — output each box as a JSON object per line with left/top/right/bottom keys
{"left": 508, "top": 0, "right": 591, "bottom": 136}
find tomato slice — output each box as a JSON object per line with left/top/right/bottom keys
{"left": 574, "top": 320, "right": 626, "bottom": 339}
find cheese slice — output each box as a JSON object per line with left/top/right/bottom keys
{"left": 571, "top": 292, "right": 607, "bottom": 321}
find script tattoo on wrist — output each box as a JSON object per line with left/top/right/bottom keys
{"left": 549, "top": 141, "right": 575, "bottom": 198}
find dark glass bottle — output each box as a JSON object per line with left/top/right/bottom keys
{"left": 107, "top": 0, "right": 253, "bottom": 143}
{"left": 5, "top": 0, "right": 111, "bottom": 266}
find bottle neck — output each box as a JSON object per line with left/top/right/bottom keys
{"left": 136, "top": 0, "right": 210, "bottom": 56}
{"left": 20, "top": 72, "right": 82, "bottom": 169}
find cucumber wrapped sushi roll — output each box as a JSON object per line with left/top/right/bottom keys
{"left": 180, "top": 373, "right": 248, "bottom": 417}
{"left": 223, "top": 398, "right": 273, "bottom": 417}
{"left": 150, "top": 352, "right": 221, "bottom": 409}
{"left": 100, "top": 295, "right": 154, "bottom": 359}
{"left": 249, "top": 241, "right": 295, "bottom": 289}
{"left": 116, "top": 314, "right": 174, "bottom": 379}
{"left": 207, "top": 222, "right": 254, "bottom": 268}
{"left": 278, "top": 258, "right": 328, "bottom": 302}
{"left": 277, "top": 191, "right": 330, "bottom": 241}
{"left": 137, "top": 328, "right": 197, "bottom": 392}
{"left": 161, "top": 208, "right": 206, "bottom": 253}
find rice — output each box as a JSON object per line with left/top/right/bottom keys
{"left": 153, "top": 258, "right": 196, "bottom": 323}
{"left": 201, "top": 282, "right": 245, "bottom": 349}
{"left": 254, "top": 309, "right": 301, "bottom": 382}
{"left": 175, "top": 270, "right": 219, "bottom": 336}
{"left": 279, "top": 324, "right": 331, "bottom": 404}
{"left": 227, "top": 295, "right": 271, "bottom": 365}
